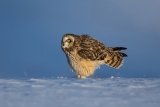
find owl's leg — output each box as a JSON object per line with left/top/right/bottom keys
{"left": 77, "top": 75, "right": 81, "bottom": 78}
{"left": 77, "top": 75, "right": 86, "bottom": 79}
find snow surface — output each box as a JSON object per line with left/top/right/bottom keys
{"left": 0, "top": 78, "right": 160, "bottom": 107}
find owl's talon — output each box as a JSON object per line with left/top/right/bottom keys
{"left": 77, "top": 75, "right": 86, "bottom": 79}
{"left": 77, "top": 75, "right": 81, "bottom": 78}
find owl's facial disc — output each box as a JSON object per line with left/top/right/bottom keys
{"left": 62, "top": 36, "right": 74, "bottom": 48}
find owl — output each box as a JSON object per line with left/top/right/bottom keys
{"left": 61, "top": 34, "right": 127, "bottom": 78}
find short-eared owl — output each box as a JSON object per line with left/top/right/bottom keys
{"left": 61, "top": 34, "right": 127, "bottom": 78}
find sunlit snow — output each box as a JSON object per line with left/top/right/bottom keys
{"left": 0, "top": 78, "right": 160, "bottom": 107}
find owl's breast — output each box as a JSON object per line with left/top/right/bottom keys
{"left": 66, "top": 51, "right": 100, "bottom": 76}
{"left": 66, "top": 51, "right": 80, "bottom": 72}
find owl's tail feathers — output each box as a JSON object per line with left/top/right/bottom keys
{"left": 112, "top": 47, "right": 127, "bottom": 51}
{"left": 104, "top": 47, "right": 127, "bottom": 68}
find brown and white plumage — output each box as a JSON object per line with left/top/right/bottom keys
{"left": 61, "top": 34, "right": 127, "bottom": 78}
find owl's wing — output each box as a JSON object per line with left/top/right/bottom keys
{"left": 77, "top": 35, "right": 127, "bottom": 69}
{"left": 77, "top": 35, "right": 107, "bottom": 61}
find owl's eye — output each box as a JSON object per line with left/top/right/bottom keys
{"left": 66, "top": 39, "right": 71, "bottom": 43}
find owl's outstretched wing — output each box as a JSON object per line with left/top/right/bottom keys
{"left": 77, "top": 34, "right": 127, "bottom": 68}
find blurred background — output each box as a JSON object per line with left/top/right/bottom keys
{"left": 0, "top": 0, "right": 160, "bottom": 78}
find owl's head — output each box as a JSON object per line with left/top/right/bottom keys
{"left": 61, "top": 34, "right": 77, "bottom": 49}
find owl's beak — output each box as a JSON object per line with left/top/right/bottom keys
{"left": 63, "top": 45, "right": 67, "bottom": 48}
{"left": 61, "top": 41, "right": 65, "bottom": 48}
{"left": 62, "top": 42, "right": 69, "bottom": 48}
{"left": 62, "top": 43, "right": 67, "bottom": 48}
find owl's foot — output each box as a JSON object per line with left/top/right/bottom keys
{"left": 77, "top": 75, "right": 86, "bottom": 79}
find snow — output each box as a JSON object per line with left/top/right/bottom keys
{"left": 0, "top": 78, "right": 160, "bottom": 107}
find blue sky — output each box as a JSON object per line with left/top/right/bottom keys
{"left": 0, "top": 0, "right": 160, "bottom": 78}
